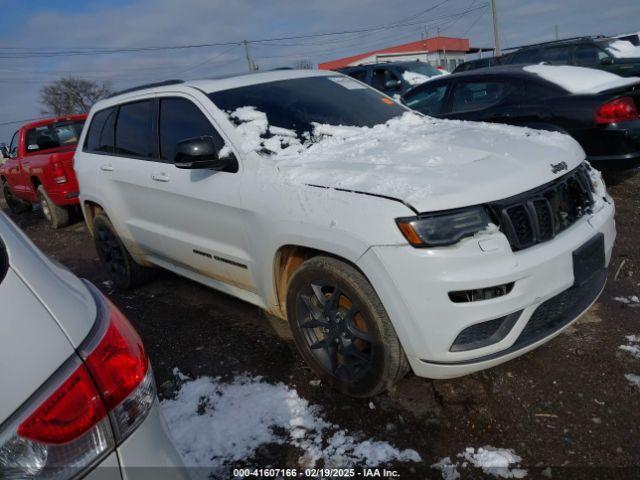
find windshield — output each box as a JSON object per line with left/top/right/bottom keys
{"left": 208, "top": 76, "right": 405, "bottom": 141}
{"left": 397, "top": 63, "right": 442, "bottom": 77}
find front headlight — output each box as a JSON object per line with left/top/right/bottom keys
{"left": 396, "top": 206, "right": 490, "bottom": 247}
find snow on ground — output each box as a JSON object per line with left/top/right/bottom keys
{"left": 432, "top": 447, "right": 527, "bottom": 479}
{"left": 523, "top": 65, "right": 640, "bottom": 94}
{"left": 161, "top": 373, "right": 420, "bottom": 478}
{"left": 626, "top": 374, "right": 640, "bottom": 389}
{"left": 619, "top": 335, "right": 640, "bottom": 360}
{"left": 606, "top": 40, "right": 640, "bottom": 59}
{"left": 613, "top": 295, "right": 640, "bottom": 305}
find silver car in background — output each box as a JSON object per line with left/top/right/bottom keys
{"left": 0, "top": 212, "right": 186, "bottom": 479}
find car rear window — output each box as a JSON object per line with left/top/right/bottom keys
{"left": 25, "top": 120, "right": 85, "bottom": 153}
{"left": 208, "top": 76, "right": 405, "bottom": 140}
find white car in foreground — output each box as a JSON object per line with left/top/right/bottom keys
{"left": 0, "top": 212, "right": 186, "bottom": 478}
{"left": 74, "top": 69, "right": 615, "bottom": 397}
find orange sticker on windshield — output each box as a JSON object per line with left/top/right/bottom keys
{"left": 381, "top": 97, "right": 395, "bottom": 105}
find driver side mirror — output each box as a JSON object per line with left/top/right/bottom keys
{"left": 174, "top": 136, "right": 238, "bottom": 172}
{"left": 600, "top": 56, "right": 614, "bottom": 66}
{"left": 385, "top": 79, "right": 402, "bottom": 90}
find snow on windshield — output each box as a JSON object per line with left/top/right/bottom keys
{"left": 523, "top": 64, "right": 640, "bottom": 94}
{"left": 225, "top": 106, "right": 583, "bottom": 206}
{"left": 402, "top": 70, "right": 434, "bottom": 86}
{"left": 606, "top": 40, "right": 640, "bottom": 59}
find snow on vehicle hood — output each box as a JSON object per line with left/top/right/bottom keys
{"left": 606, "top": 40, "right": 640, "bottom": 59}
{"left": 523, "top": 64, "right": 640, "bottom": 94}
{"left": 228, "top": 109, "right": 585, "bottom": 213}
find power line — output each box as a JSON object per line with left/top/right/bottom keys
{"left": 0, "top": 4, "right": 487, "bottom": 59}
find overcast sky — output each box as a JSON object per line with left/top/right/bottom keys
{"left": 1, "top": 0, "right": 638, "bottom": 140}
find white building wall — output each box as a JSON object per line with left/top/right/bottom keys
{"left": 348, "top": 50, "right": 466, "bottom": 70}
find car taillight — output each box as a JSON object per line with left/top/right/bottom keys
{"left": 0, "top": 283, "right": 155, "bottom": 479}
{"left": 52, "top": 161, "right": 67, "bottom": 184}
{"left": 595, "top": 96, "right": 638, "bottom": 124}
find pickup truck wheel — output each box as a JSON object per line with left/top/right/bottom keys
{"left": 92, "top": 213, "right": 154, "bottom": 289}
{"left": 2, "top": 181, "right": 30, "bottom": 214}
{"left": 37, "top": 185, "right": 70, "bottom": 229}
{"left": 286, "top": 256, "right": 409, "bottom": 398}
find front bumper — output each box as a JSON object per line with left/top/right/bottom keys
{"left": 358, "top": 198, "right": 615, "bottom": 379}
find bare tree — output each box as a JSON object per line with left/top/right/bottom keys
{"left": 40, "top": 77, "right": 112, "bottom": 116}
{"left": 293, "top": 59, "right": 313, "bottom": 70}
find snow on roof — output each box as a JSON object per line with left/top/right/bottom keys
{"left": 523, "top": 64, "right": 640, "bottom": 94}
{"left": 606, "top": 40, "right": 640, "bottom": 59}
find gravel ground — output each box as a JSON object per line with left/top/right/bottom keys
{"left": 2, "top": 170, "right": 639, "bottom": 479}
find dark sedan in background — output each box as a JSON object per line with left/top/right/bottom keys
{"left": 402, "top": 65, "right": 640, "bottom": 170}
{"left": 338, "top": 61, "right": 445, "bottom": 96}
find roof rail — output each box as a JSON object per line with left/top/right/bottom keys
{"left": 504, "top": 35, "right": 608, "bottom": 52}
{"left": 108, "top": 79, "right": 184, "bottom": 98}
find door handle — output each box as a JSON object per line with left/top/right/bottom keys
{"left": 151, "top": 173, "right": 170, "bottom": 182}
{"left": 100, "top": 164, "right": 114, "bottom": 172}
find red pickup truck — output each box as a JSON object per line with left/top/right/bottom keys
{"left": 0, "top": 115, "right": 86, "bottom": 228}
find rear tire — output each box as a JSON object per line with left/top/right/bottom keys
{"left": 92, "top": 213, "right": 155, "bottom": 289}
{"left": 286, "top": 256, "right": 409, "bottom": 398}
{"left": 37, "top": 185, "right": 70, "bottom": 229}
{"left": 2, "top": 180, "right": 30, "bottom": 214}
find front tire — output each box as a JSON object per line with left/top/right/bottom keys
{"left": 37, "top": 185, "right": 70, "bottom": 229}
{"left": 286, "top": 256, "right": 409, "bottom": 398}
{"left": 2, "top": 181, "right": 30, "bottom": 214}
{"left": 92, "top": 213, "right": 154, "bottom": 289}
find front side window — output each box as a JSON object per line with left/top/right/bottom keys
{"left": 25, "top": 120, "right": 85, "bottom": 153}
{"left": 573, "top": 44, "right": 609, "bottom": 65}
{"left": 115, "top": 100, "right": 154, "bottom": 158}
{"left": 450, "top": 81, "right": 508, "bottom": 113}
{"left": 8, "top": 131, "right": 18, "bottom": 157}
{"left": 159, "top": 97, "right": 225, "bottom": 162}
{"left": 208, "top": 76, "right": 405, "bottom": 140}
{"left": 85, "top": 108, "right": 116, "bottom": 153}
{"left": 403, "top": 85, "right": 448, "bottom": 115}
{"left": 371, "top": 68, "right": 400, "bottom": 90}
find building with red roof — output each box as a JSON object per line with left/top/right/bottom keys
{"left": 318, "top": 36, "right": 491, "bottom": 72}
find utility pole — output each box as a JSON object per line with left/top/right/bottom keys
{"left": 555, "top": 24, "right": 559, "bottom": 40}
{"left": 490, "top": 0, "right": 501, "bottom": 56}
{"left": 243, "top": 40, "right": 254, "bottom": 72}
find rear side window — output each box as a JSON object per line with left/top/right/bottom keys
{"left": 347, "top": 70, "right": 368, "bottom": 82}
{"left": 450, "top": 81, "right": 508, "bottom": 113}
{"left": 115, "top": 100, "right": 154, "bottom": 158}
{"left": 159, "top": 97, "right": 225, "bottom": 161}
{"left": 510, "top": 48, "right": 542, "bottom": 64}
{"left": 542, "top": 46, "right": 570, "bottom": 64}
{"left": 85, "top": 108, "right": 116, "bottom": 153}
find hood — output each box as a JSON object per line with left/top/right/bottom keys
{"left": 274, "top": 113, "right": 585, "bottom": 213}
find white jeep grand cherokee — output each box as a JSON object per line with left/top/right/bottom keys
{"left": 74, "top": 69, "right": 615, "bottom": 397}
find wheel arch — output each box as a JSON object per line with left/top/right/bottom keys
{"left": 272, "top": 244, "right": 370, "bottom": 320}
{"left": 81, "top": 200, "right": 106, "bottom": 236}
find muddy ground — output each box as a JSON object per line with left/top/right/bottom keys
{"left": 2, "top": 170, "right": 639, "bottom": 479}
